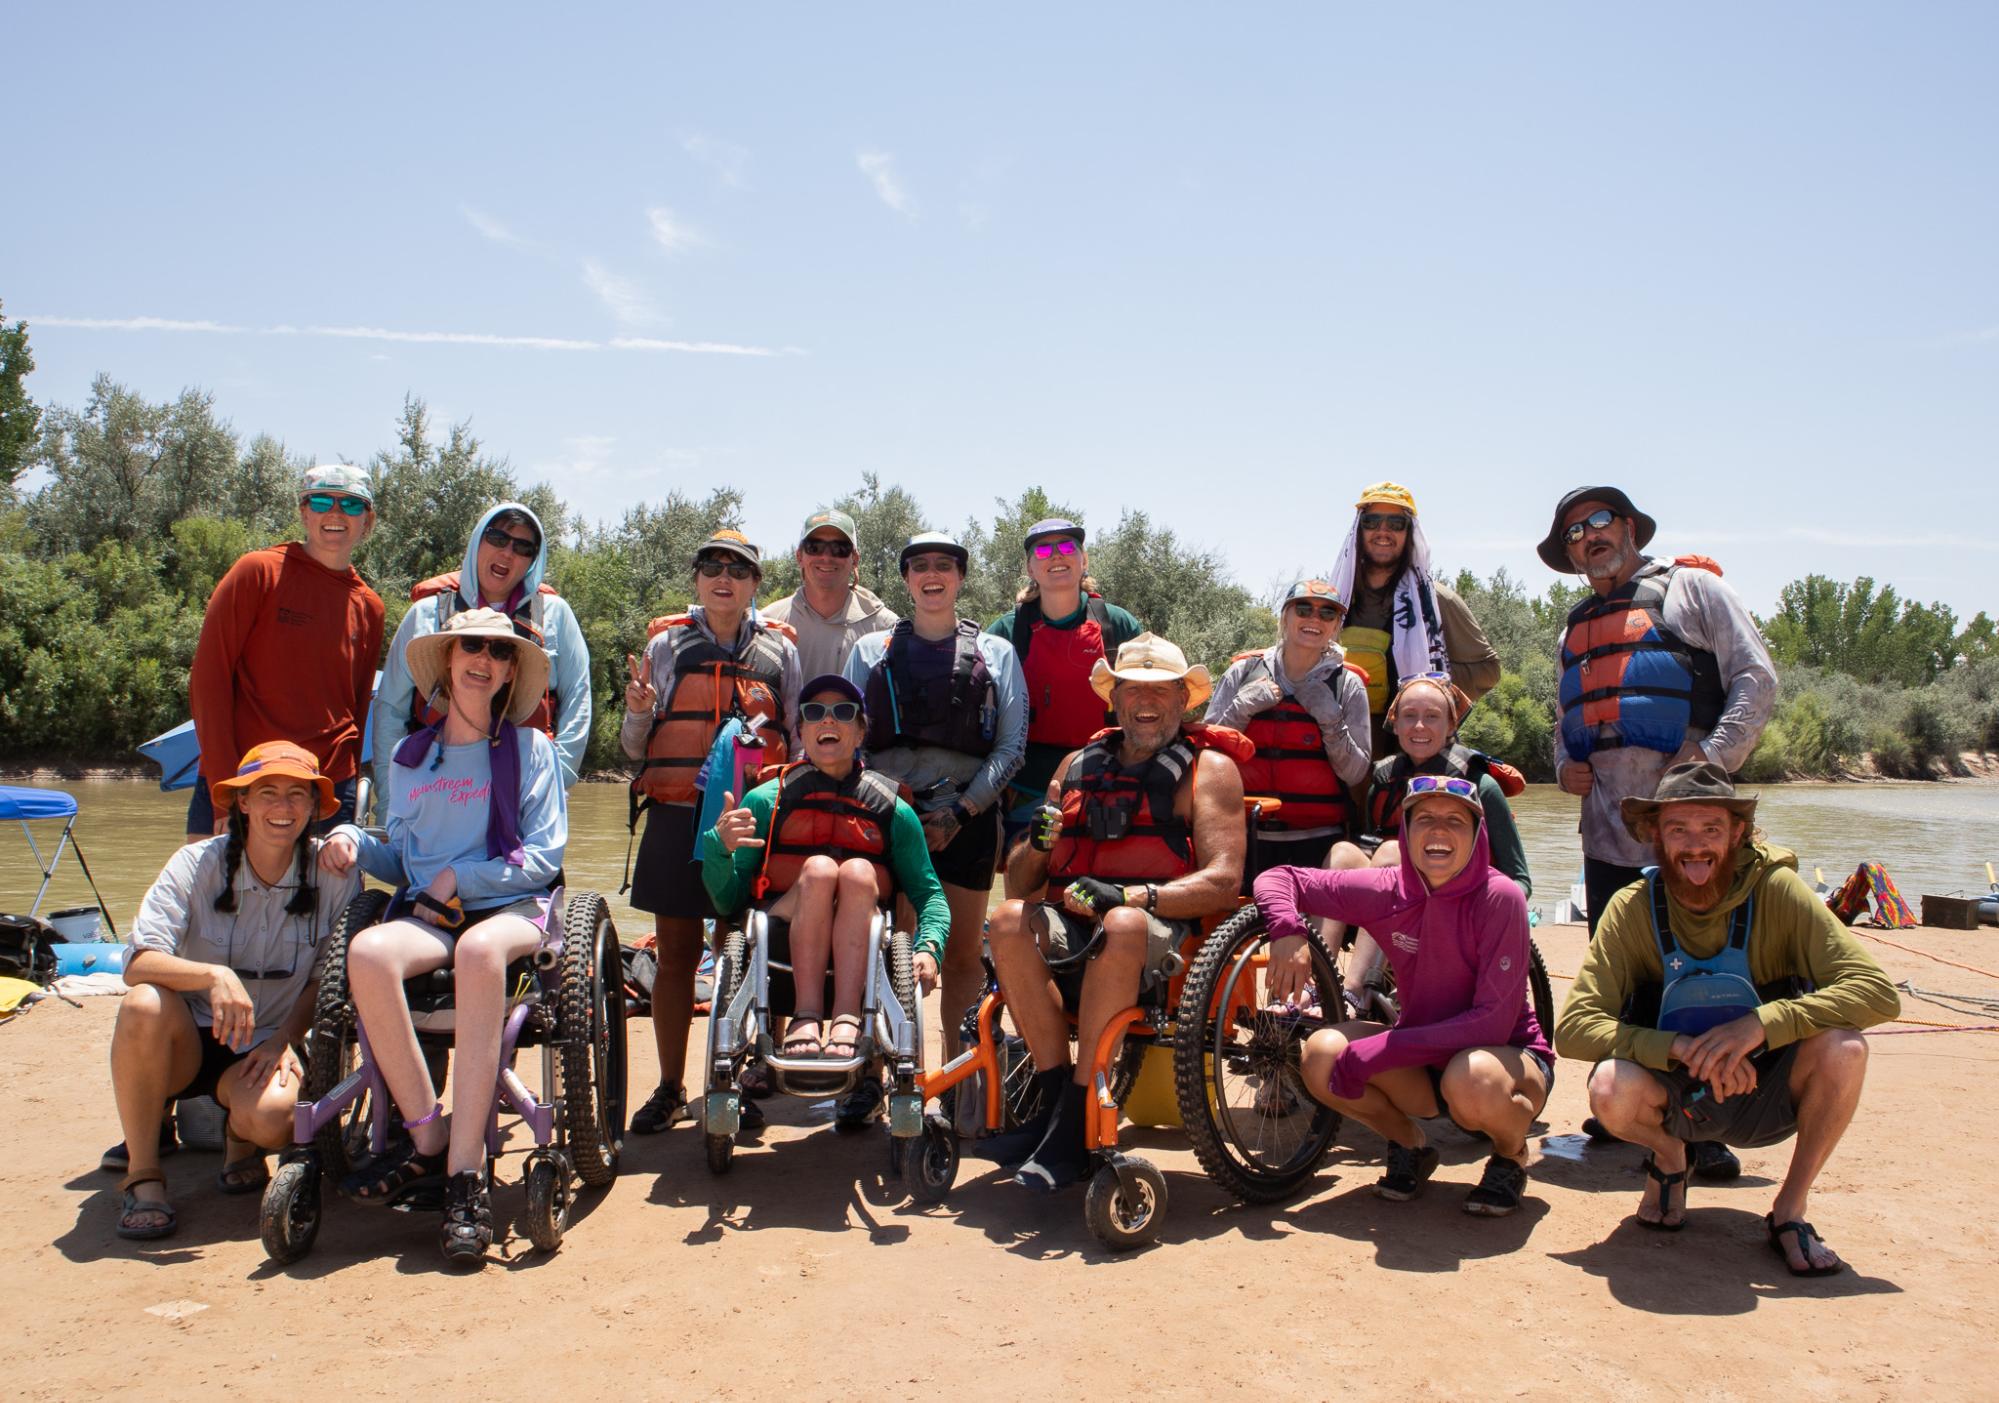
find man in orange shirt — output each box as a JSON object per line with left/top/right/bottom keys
{"left": 185, "top": 464, "right": 385, "bottom": 843}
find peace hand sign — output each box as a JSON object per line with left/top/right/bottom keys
{"left": 625, "top": 652, "right": 658, "bottom": 716}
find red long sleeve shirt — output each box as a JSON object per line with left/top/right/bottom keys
{"left": 189, "top": 543, "right": 384, "bottom": 810}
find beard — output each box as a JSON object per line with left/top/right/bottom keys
{"left": 1661, "top": 843, "right": 1740, "bottom": 911}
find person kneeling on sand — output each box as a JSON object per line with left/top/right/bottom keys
{"left": 109, "top": 742, "right": 362, "bottom": 1240}
{"left": 702, "top": 676, "right": 950, "bottom": 1075}
{"left": 1554, "top": 763, "right": 1900, "bottom": 1274}
{"left": 1254, "top": 775, "right": 1553, "bottom": 1216}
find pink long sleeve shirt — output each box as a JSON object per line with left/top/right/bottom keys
{"left": 1253, "top": 823, "right": 1549, "bottom": 1101}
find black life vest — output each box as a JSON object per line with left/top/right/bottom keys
{"left": 1558, "top": 560, "right": 1727, "bottom": 759}
{"left": 1013, "top": 595, "right": 1115, "bottom": 750}
{"left": 862, "top": 619, "right": 995, "bottom": 757}
{"left": 1367, "top": 744, "right": 1515, "bottom": 835}
{"left": 753, "top": 763, "right": 900, "bottom": 903}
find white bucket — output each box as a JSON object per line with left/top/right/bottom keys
{"left": 47, "top": 907, "right": 102, "bottom": 941}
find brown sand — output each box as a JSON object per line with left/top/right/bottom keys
{"left": 6, "top": 919, "right": 1996, "bottom": 1401}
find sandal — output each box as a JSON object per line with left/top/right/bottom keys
{"left": 440, "top": 1170, "right": 494, "bottom": 1266}
{"left": 823, "top": 1013, "right": 864, "bottom": 1060}
{"left": 216, "top": 1133, "right": 270, "bottom": 1196}
{"left": 339, "top": 1135, "right": 446, "bottom": 1206}
{"left": 1637, "top": 1154, "right": 1689, "bottom": 1232}
{"left": 1766, "top": 1214, "right": 1845, "bottom": 1277}
{"left": 781, "top": 1013, "right": 825, "bottom": 1058}
{"left": 116, "top": 1173, "right": 178, "bottom": 1241}
{"left": 100, "top": 1120, "right": 180, "bottom": 1174}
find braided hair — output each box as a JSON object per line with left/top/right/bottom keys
{"left": 210, "top": 807, "right": 319, "bottom": 917}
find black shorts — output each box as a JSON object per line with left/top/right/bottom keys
{"left": 1426, "top": 1048, "right": 1556, "bottom": 1133}
{"left": 1644, "top": 1045, "right": 1801, "bottom": 1149}
{"left": 188, "top": 775, "right": 355, "bottom": 836}
{"left": 630, "top": 803, "right": 718, "bottom": 920}
{"left": 928, "top": 804, "right": 1002, "bottom": 891}
{"left": 1245, "top": 832, "right": 1336, "bottom": 885}
{"left": 175, "top": 1026, "right": 253, "bottom": 1102}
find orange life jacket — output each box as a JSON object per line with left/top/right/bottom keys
{"left": 1228, "top": 652, "right": 1366, "bottom": 834}
{"left": 752, "top": 763, "right": 900, "bottom": 903}
{"left": 631, "top": 615, "right": 793, "bottom": 811}
{"left": 1045, "top": 723, "right": 1254, "bottom": 894}
{"left": 408, "top": 573, "right": 562, "bottom": 738}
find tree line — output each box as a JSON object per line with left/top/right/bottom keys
{"left": 1, "top": 309, "right": 1992, "bottom": 781}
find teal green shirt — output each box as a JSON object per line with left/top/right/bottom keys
{"left": 699, "top": 773, "right": 954, "bottom": 961}
{"left": 987, "top": 598, "right": 1144, "bottom": 809}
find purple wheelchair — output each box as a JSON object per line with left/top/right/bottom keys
{"left": 258, "top": 886, "right": 628, "bottom": 1264}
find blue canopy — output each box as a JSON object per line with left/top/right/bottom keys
{"left": 0, "top": 785, "right": 79, "bottom": 822}
{"left": 136, "top": 672, "right": 383, "bottom": 792}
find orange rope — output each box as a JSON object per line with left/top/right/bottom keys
{"left": 1851, "top": 928, "right": 1999, "bottom": 982}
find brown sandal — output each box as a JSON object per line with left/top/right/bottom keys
{"left": 823, "top": 1013, "right": 864, "bottom": 1060}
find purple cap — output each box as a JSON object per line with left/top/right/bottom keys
{"left": 800, "top": 673, "right": 866, "bottom": 711}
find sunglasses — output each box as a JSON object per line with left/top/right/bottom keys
{"left": 302, "top": 493, "right": 369, "bottom": 518}
{"left": 1289, "top": 601, "right": 1344, "bottom": 621}
{"left": 800, "top": 538, "right": 855, "bottom": 559}
{"left": 480, "top": 525, "right": 539, "bottom": 558}
{"left": 457, "top": 636, "right": 517, "bottom": 662}
{"left": 1031, "top": 539, "right": 1081, "bottom": 559}
{"left": 1359, "top": 512, "right": 1410, "bottom": 533}
{"left": 696, "top": 558, "right": 757, "bottom": 580}
{"left": 1561, "top": 508, "right": 1619, "bottom": 545}
{"left": 1405, "top": 774, "right": 1480, "bottom": 804}
{"left": 800, "top": 701, "right": 861, "bottom": 723}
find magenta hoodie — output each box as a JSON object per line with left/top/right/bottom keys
{"left": 1252, "top": 816, "right": 1549, "bottom": 1101}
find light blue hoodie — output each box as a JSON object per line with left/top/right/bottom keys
{"left": 371, "top": 502, "right": 594, "bottom": 795}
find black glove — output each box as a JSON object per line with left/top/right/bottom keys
{"left": 1029, "top": 803, "right": 1063, "bottom": 852}
{"left": 1066, "top": 877, "right": 1126, "bottom": 916}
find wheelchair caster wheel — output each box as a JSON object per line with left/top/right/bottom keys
{"left": 706, "top": 1132, "right": 734, "bottom": 1175}
{"left": 522, "top": 1157, "right": 571, "bottom": 1253}
{"left": 260, "top": 1158, "right": 322, "bottom": 1265}
{"left": 1085, "top": 1155, "right": 1166, "bottom": 1253}
{"left": 901, "top": 1115, "right": 960, "bottom": 1205}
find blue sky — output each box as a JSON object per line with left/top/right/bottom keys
{"left": 7, "top": 4, "right": 1995, "bottom": 619}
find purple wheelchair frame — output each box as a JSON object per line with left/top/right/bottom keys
{"left": 291, "top": 900, "right": 567, "bottom": 1161}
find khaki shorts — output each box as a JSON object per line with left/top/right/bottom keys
{"left": 1034, "top": 902, "right": 1196, "bottom": 1008}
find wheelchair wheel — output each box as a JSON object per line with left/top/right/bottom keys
{"left": 556, "top": 891, "right": 626, "bottom": 1188}
{"left": 888, "top": 926, "right": 917, "bottom": 1021}
{"left": 302, "top": 889, "right": 391, "bottom": 1179}
{"left": 258, "top": 1159, "right": 321, "bottom": 1265}
{"left": 522, "top": 1157, "right": 570, "bottom": 1253}
{"left": 1085, "top": 1156, "right": 1166, "bottom": 1252}
{"left": 957, "top": 996, "right": 1043, "bottom": 1134}
{"left": 1173, "top": 906, "right": 1343, "bottom": 1204}
{"left": 1364, "top": 935, "right": 1557, "bottom": 1040}
{"left": 901, "top": 1115, "right": 960, "bottom": 1204}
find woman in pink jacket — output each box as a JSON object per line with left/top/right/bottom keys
{"left": 1253, "top": 775, "right": 1551, "bottom": 1217}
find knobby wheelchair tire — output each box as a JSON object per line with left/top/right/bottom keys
{"left": 557, "top": 891, "right": 625, "bottom": 1188}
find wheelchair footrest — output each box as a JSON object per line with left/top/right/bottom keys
{"left": 888, "top": 1092, "right": 924, "bottom": 1137}
{"left": 704, "top": 1091, "right": 740, "bottom": 1136}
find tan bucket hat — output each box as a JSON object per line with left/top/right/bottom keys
{"left": 1089, "top": 632, "right": 1213, "bottom": 711}
{"left": 1620, "top": 761, "right": 1758, "bottom": 843}
{"left": 406, "top": 607, "right": 551, "bottom": 726}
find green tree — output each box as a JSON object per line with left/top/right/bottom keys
{"left": 359, "top": 396, "right": 528, "bottom": 601}
{"left": 0, "top": 300, "right": 39, "bottom": 490}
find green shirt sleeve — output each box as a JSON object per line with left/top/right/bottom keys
{"left": 1104, "top": 603, "right": 1144, "bottom": 648}
{"left": 887, "top": 799, "right": 953, "bottom": 962}
{"left": 985, "top": 610, "right": 1018, "bottom": 645}
{"left": 700, "top": 781, "right": 779, "bottom": 914}
{"left": 1748, "top": 868, "right": 1902, "bottom": 1048}
{"left": 1476, "top": 775, "right": 1531, "bottom": 898}
{"left": 1555, "top": 883, "right": 1680, "bottom": 1068}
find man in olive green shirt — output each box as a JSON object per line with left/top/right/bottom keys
{"left": 1555, "top": 763, "right": 1898, "bottom": 1277}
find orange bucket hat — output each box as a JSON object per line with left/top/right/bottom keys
{"left": 213, "top": 741, "right": 340, "bottom": 819}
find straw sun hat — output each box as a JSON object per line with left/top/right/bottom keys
{"left": 406, "top": 607, "right": 550, "bottom": 725}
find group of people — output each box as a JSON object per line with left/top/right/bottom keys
{"left": 103, "top": 469, "right": 1898, "bottom": 1278}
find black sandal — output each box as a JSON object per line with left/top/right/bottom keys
{"left": 339, "top": 1137, "right": 446, "bottom": 1206}
{"left": 1637, "top": 1154, "right": 1689, "bottom": 1233}
{"left": 440, "top": 1171, "right": 493, "bottom": 1266}
{"left": 1766, "top": 1214, "right": 1845, "bottom": 1277}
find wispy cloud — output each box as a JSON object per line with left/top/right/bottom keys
{"left": 682, "top": 132, "right": 749, "bottom": 188}
{"left": 646, "top": 206, "right": 708, "bottom": 255}
{"left": 857, "top": 150, "right": 917, "bottom": 217}
{"left": 29, "top": 313, "right": 795, "bottom": 357}
{"left": 539, "top": 434, "right": 618, "bottom": 478}
{"left": 580, "top": 259, "right": 659, "bottom": 327}
{"left": 460, "top": 204, "right": 535, "bottom": 251}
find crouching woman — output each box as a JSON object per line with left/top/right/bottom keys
{"left": 318, "top": 607, "right": 566, "bottom": 1266}
{"left": 111, "top": 742, "right": 361, "bottom": 1240}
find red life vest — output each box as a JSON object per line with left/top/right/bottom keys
{"left": 1228, "top": 652, "right": 1364, "bottom": 835}
{"left": 752, "top": 763, "right": 900, "bottom": 902}
{"left": 1365, "top": 744, "right": 1526, "bottom": 834}
{"left": 1045, "top": 723, "right": 1254, "bottom": 894}
{"left": 408, "top": 573, "right": 561, "bottom": 738}
{"left": 1014, "top": 595, "right": 1115, "bottom": 750}
{"left": 631, "top": 616, "right": 793, "bottom": 813}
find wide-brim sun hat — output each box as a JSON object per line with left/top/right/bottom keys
{"left": 1620, "top": 761, "right": 1758, "bottom": 843}
{"left": 406, "top": 607, "right": 551, "bottom": 726}
{"left": 214, "top": 740, "right": 340, "bottom": 819}
{"left": 1089, "top": 631, "right": 1213, "bottom": 711}
{"left": 1538, "top": 486, "right": 1658, "bottom": 573}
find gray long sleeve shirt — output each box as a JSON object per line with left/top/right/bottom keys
{"left": 618, "top": 608, "right": 804, "bottom": 802}
{"left": 1553, "top": 560, "right": 1778, "bottom": 867}
{"left": 1206, "top": 645, "right": 1372, "bottom": 839}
